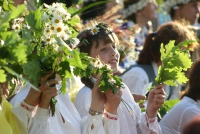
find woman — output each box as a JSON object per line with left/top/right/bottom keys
{"left": 160, "top": 59, "right": 200, "bottom": 134}
{"left": 165, "top": 0, "right": 200, "bottom": 25}
{"left": 10, "top": 75, "right": 120, "bottom": 133}
{"left": 74, "top": 22, "right": 166, "bottom": 134}
{"left": 121, "top": 21, "right": 198, "bottom": 99}
{"left": 121, "top": 0, "right": 158, "bottom": 68}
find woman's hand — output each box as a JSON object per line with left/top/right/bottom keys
{"left": 24, "top": 72, "right": 58, "bottom": 106}
{"left": 146, "top": 84, "right": 165, "bottom": 118}
{"left": 105, "top": 89, "right": 122, "bottom": 114}
{"left": 39, "top": 86, "right": 58, "bottom": 109}
{"left": 90, "top": 79, "right": 106, "bottom": 113}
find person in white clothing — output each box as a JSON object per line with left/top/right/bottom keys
{"left": 10, "top": 73, "right": 120, "bottom": 133}
{"left": 75, "top": 22, "right": 166, "bottom": 134}
{"left": 0, "top": 72, "right": 58, "bottom": 134}
{"left": 160, "top": 59, "right": 200, "bottom": 134}
{"left": 121, "top": 21, "right": 198, "bottom": 100}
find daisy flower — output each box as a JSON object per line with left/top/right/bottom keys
{"left": 44, "top": 27, "right": 52, "bottom": 36}
{"left": 55, "top": 23, "right": 66, "bottom": 37}
{"left": 43, "top": 36, "right": 56, "bottom": 45}
{"left": 90, "top": 26, "right": 100, "bottom": 35}
{"left": 104, "top": 64, "right": 111, "bottom": 70}
{"left": 91, "top": 58, "right": 103, "bottom": 68}
{"left": 63, "top": 12, "right": 71, "bottom": 21}
{"left": 51, "top": 15, "right": 63, "bottom": 25}
{"left": 12, "top": 23, "right": 21, "bottom": 32}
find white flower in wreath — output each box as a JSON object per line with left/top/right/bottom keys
{"left": 90, "top": 26, "right": 100, "bottom": 35}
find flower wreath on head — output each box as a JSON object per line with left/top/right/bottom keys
{"left": 77, "top": 22, "right": 113, "bottom": 47}
{"left": 123, "top": 0, "right": 155, "bottom": 19}
{"left": 164, "top": 0, "right": 194, "bottom": 13}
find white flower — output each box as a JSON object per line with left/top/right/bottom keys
{"left": 12, "top": 23, "right": 21, "bottom": 32}
{"left": 104, "top": 64, "right": 111, "bottom": 70}
{"left": 44, "top": 4, "right": 56, "bottom": 14}
{"left": 71, "top": 38, "right": 80, "bottom": 48}
{"left": 51, "top": 15, "right": 63, "bottom": 25}
{"left": 108, "top": 78, "right": 116, "bottom": 84}
{"left": 0, "top": 40, "right": 4, "bottom": 46}
{"left": 90, "top": 26, "right": 100, "bottom": 35}
{"left": 63, "top": 12, "right": 71, "bottom": 21}
{"left": 44, "top": 27, "right": 52, "bottom": 36}
{"left": 43, "top": 36, "right": 56, "bottom": 45}
{"left": 55, "top": 23, "right": 66, "bottom": 37}
{"left": 91, "top": 58, "right": 103, "bottom": 68}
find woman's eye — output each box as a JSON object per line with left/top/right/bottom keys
{"left": 101, "top": 48, "right": 106, "bottom": 51}
{"left": 112, "top": 46, "right": 116, "bottom": 49}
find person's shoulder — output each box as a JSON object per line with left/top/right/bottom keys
{"left": 122, "top": 66, "right": 147, "bottom": 77}
{"left": 76, "top": 86, "right": 92, "bottom": 97}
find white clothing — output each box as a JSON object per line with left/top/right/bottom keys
{"left": 160, "top": 96, "right": 200, "bottom": 134}
{"left": 74, "top": 84, "right": 162, "bottom": 134}
{"left": 121, "top": 62, "right": 181, "bottom": 100}
{"left": 12, "top": 102, "right": 50, "bottom": 134}
{"left": 11, "top": 84, "right": 120, "bottom": 134}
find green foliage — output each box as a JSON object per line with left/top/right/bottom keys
{"left": 0, "top": 1, "right": 124, "bottom": 117}
{"left": 0, "top": 69, "right": 6, "bottom": 82}
{"left": 158, "top": 99, "right": 180, "bottom": 118}
{"left": 155, "top": 40, "right": 193, "bottom": 86}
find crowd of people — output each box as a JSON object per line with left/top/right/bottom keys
{"left": 1, "top": 0, "right": 200, "bottom": 134}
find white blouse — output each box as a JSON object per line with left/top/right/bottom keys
{"left": 121, "top": 62, "right": 181, "bottom": 100}
{"left": 74, "top": 83, "right": 162, "bottom": 134}
{"left": 160, "top": 96, "right": 200, "bottom": 134}
{"left": 12, "top": 102, "right": 50, "bottom": 134}
{"left": 10, "top": 84, "right": 120, "bottom": 134}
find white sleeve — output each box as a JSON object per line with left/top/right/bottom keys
{"left": 81, "top": 111, "right": 120, "bottom": 134}
{"left": 137, "top": 112, "right": 161, "bottom": 134}
{"left": 12, "top": 101, "right": 50, "bottom": 134}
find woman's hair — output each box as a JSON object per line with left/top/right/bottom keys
{"left": 169, "top": 0, "right": 199, "bottom": 19}
{"left": 80, "top": 0, "right": 107, "bottom": 22}
{"left": 137, "top": 21, "right": 198, "bottom": 64}
{"left": 181, "top": 59, "right": 200, "bottom": 101}
{"left": 77, "top": 22, "right": 118, "bottom": 88}
{"left": 123, "top": 0, "right": 139, "bottom": 22}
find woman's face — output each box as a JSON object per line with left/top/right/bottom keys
{"left": 179, "top": 2, "right": 199, "bottom": 24}
{"left": 138, "top": 1, "right": 158, "bottom": 21}
{"left": 90, "top": 40, "right": 119, "bottom": 71}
